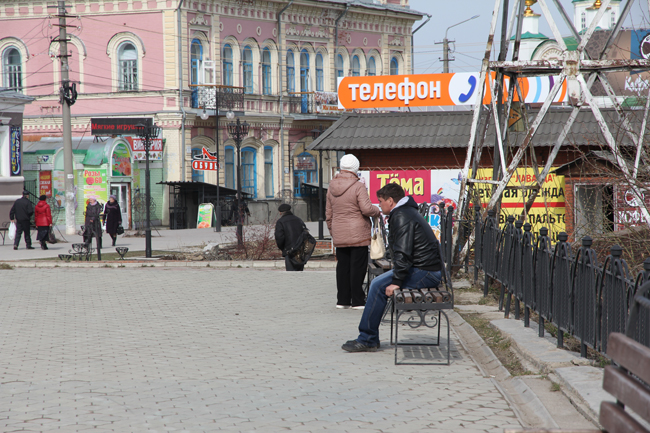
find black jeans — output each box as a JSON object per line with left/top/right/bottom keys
{"left": 285, "top": 256, "right": 304, "bottom": 271}
{"left": 14, "top": 220, "right": 32, "bottom": 248}
{"left": 336, "top": 246, "right": 369, "bottom": 307}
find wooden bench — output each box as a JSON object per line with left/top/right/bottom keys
{"left": 505, "top": 283, "right": 650, "bottom": 433}
{"left": 390, "top": 270, "right": 454, "bottom": 366}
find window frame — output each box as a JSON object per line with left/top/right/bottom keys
{"left": 224, "top": 146, "right": 235, "bottom": 189}
{"left": 262, "top": 47, "right": 272, "bottom": 95}
{"left": 390, "top": 57, "right": 399, "bottom": 76}
{"left": 117, "top": 41, "right": 138, "bottom": 91}
{"left": 190, "top": 38, "right": 203, "bottom": 86}
{"left": 223, "top": 44, "right": 233, "bottom": 86}
{"left": 2, "top": 47, "right": 22, "bottom": 91}
{"left": 190, "top": 148, "right": 205, "bottom": 182}
{"left": 241, "top": 146, "right": 257, "bottom": 198}
{"left": 315, "top": 53, "right": 324, "bottom": 91}
{"left": 336, "top": 54, "right": 344, "bottom": 79}
{"left": 286, "top": 50, "right": 295, "bottom": 93}
{"left": 351, "top": 55, "right": 360, "bottom": 77}
{"left": 367, "top": 57, "right": 376, "bottom": 76}
{"left": 242, "top": 45, "right": 253, "bottom": 94}
{"left": 264, "top": 146, "right": 274, "bottom": 198}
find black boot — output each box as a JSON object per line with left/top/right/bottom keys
{"left": 112, "top": 235, "right": 116, "bottom": 246}
{"left": 41, "top": 242, "right": 48, "bottom": 250}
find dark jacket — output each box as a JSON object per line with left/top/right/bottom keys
{"left": 84, "top": 202, "right": 103, "bottom": 227}
{"left": 104, "top": 201, "right": 122, "bottom": 234}
{"left": 34, "top": 200, "right": 52, "bottom": 227}
{"left": 275, "top": 211, "right": 306, "bottom": 256}
{"left": 388, "top": 196, "right": 443, "bottom": 287}
{"left": 9, "top": 197, "right": 34, "bottom": 222}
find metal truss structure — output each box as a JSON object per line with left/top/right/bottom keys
{"left": 454, "top": 0, "right": 650, "bottom": 256}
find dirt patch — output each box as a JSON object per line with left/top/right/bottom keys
{"left": 459, "top": 311, "right": 534, "bottom": 376}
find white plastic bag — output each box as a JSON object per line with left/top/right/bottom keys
{"left": 8, "top": 222, "right": 16, "bottom": 240}
{"left": 369, "top": 217, "right": 385, "bottom": 260}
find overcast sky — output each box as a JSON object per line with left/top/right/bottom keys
{"left": 408, "top": 0, "right": 650, "bottom": 75}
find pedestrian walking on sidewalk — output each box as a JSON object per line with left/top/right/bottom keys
{"left": 83, "top": 197, "right": 103, "bottom": 246}
{"left": 326, "top": 154, "right": 381, "bottom": 310}
{"left": 275, "top": 204, "right": 307, "bottom": 271}
{"left": 34, "top": 195, "right": 52, "bottom": 250}
{"left": 342, "top": 183, "right": 443, "bottom": 353}
{"left": 104, "top": 195, "right": 122, "bottom": 246}
{"left": 9, "top": 190, "right": 35, "bottom": 250}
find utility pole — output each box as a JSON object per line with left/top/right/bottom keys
{"left": 52, "top": 0, "right": 77, "bottom": 235}
{"left": 437, "top": 15, "right": 479, "bottom": 74}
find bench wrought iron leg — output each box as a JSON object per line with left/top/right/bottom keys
{"left": 390, "top": 295, "right": 395, "bottom": 346}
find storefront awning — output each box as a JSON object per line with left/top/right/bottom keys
{"left": 157, "top": 180, "right": 251, "bottom": 198}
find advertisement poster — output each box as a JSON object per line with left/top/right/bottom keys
{"left": 52, "top": 170, "right": 78, "bottom": 210}
{"left": 112, "top": 143, "right": 132, "bottom": 176}
{"left": 197, "top": 203, "right": 214, "bottom": 229}
{"left": 39, "top": 171, "right": 53, "bottom": 197}
{"left": 10, "top": 126, "right": 21, "bottom": 176}
{"left": 360, "top": 169, "right": 462, "bottom": 239}
{"left": 473, "top": 168, "right": 566, "bottom": 241}
{"left": 83, "top": 168, "right": 108, "bottom": 204}
{"left": 126, "top": 137, "right": 163, "bottom": 161}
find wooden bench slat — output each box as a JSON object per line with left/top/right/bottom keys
{"left": 603, "top": 366, "right": 650, "bottom": 423}
{"left": 600, "top": 401, "right": 650, "bottom": 433}
{"left": 607, "top": 333, "right": 650, "bottom": 385}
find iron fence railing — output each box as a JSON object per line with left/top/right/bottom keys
{"left": 453, "top": 212, "right": 650, "bottom": 356}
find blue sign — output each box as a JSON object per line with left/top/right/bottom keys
{"left": 10, "top": 126, "right": 21, "bottom": 176}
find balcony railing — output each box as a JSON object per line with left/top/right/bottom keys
{"left": 288, "top": 91, "right": 339, "bottom": 115}
{"left": 192, "top": 85, "right": 245, "bottom": 111}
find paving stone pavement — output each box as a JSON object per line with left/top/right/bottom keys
{"left": 0, "top": 267, "right": 522, "bottom": 432}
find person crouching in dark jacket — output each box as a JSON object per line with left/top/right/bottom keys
{"left": 342, "top": 182, "right": 443, "bottom": 353}
{"left": 275, "top": 204, "right": 306, "bottom": 271}
{"left": 34, "top": 195, "right": 53, "bottom": 250}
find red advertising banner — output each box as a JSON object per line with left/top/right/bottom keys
{"left": 39, "top": 171, "right": 53, "bottom": 197}
{"left": 368, "top": 170, "right": 431, "bottom": 204}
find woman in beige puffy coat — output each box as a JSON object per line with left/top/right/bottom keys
{"left": 326, "top": 154, "right": 381, "bottom": 309}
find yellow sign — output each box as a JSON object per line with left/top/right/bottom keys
{"left": 472, "top": 168, "right": 566, "bottom": 242}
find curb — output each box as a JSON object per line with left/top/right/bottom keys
{"left": 1, "top": 259, "right": 338, "bottom": 269}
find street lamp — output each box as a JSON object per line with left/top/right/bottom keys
{"left": 135, "top": 121, "right": 161, "bottom": 258}
{"left": 441, "top": 15, "right": 479, "bottom": 73}
{"left": 226, "top": 117, "right": 250, "bottom": 245}
{"left": 311, "top": 125, "right": 325, "bottom": 240}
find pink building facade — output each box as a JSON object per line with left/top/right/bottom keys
{"left": 0, "top": 0, "right": 422, "bottom": 227}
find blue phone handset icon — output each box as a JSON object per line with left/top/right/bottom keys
{"left": 458, "top": 75, "right": 477, "bottom": 103}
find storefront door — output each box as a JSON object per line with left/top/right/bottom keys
{"left": 110, "top": 183, "right": 130, "bottom": 229}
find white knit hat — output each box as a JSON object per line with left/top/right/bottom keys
{"left": 340, "top": 154, "right": 360, "bottom": 173}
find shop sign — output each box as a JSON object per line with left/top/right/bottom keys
{"left": 615, "top": 187, "right": 649, "bottom": 230}
{"left": 39, "top": 171, "right": 53, "bottom": 197}
{"left": 197, "top": 203, "right": 214, "bottom": 229}
{"left": 295, "top": 154, "right": 316, "bottom": 171}
{"left": 83, "top": 168, "right": 108, "bottom": 203}
{"left": 126, "top": 137, "right": 163, "bottom": 161}
{"left": 112, "top": 143, "right": 132, "bottom": 176}
{"left": 10, "top": 126, "right": 21, "bottom": 176}
{"left": 191, "top": 147, "right": 221, "bottom": 171}
{"left": 91, "top": 117, "right": 152, "bottom": 136}
{"left": 337, "top": 72, "right": 568, "bottom": 110}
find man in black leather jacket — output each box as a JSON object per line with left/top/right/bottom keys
{"left": 342, "top": 183, "right": 443, "bottom": 352}
{"left": 275, "top": 204, "right": 307, "bottom": 271}
{"left": 10, "top": 190, "right": 35, "bottom": 250}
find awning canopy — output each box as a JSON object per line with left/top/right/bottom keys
{"left": 158, "top": 180, "right": 251, "bottom": 198}
{"left": 307, "top": 109, "right": 640, "bottom": 152}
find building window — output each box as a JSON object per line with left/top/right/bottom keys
{"left": 241, "top": 147, "right": 257, "bottom": 198}
{"left": 262, "top": 47, "right": 271, "bottom": 95}
{"left": 2, "top": 47, "right": 22, "bottom": 91}
{"left": 286, "top": 50, "right": 295, "bottom": 93}
{"left": 390, "top": 57, "right": 399, "bottom": 75}
{"left": 316, "top": 53, "right": 324, "bottom": 91}
{"left": 242, "top": 46, "right": 253, "bottom": 94}
{"left": 300, "top": 49, "right": 309, "bottom": 92}
{"left": 367, "top": 57, "right": 376, "bottom": 76}
{"left": 225, "top": 146, "right": 234, "bottom": 189}
{"left": 352, "top": 55, "right": 360, "bottom": 76}
{"left": 191, "top": 148, "right": 204, "bottom": 182}
{"left": 264, "top": 146, "right": 274, "bottom": 198}
{"left": 336, "top": 54, "right": 344, "bottom": 78}
{"left": 118, "top": 42, "right": 138, "bottom": 91}
{"left": 581, "top": 12, "right": 586, "bottom": 31}
{"left": 190, "top": 39, "right": 202, "bottom": 108}
{"left": 223, "top": 44, "right": 233, "bottom": 86}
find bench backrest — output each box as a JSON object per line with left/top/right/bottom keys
{"left": 601, "top": 332, "right": 650, "bottom": 432}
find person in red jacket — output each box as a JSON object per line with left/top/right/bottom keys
{"left": 34, "top": 195, "right": 53, "bottom": 250}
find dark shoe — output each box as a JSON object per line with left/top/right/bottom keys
{"left": 26, "top": 246, "right": 35, "bottom": 250}
{"left": 13, "top": 246, "right": 18, "bottom": 250}
{"left": 112, "top": 240, "right": 116, "bottom": 246}
{"left": 41, "top": 244, "right": 48, "bottom": 250}
{"left": 346, "top": 339, "right": 380, "bottom": 348}
{"left": 342, "top": 340, "right": 378, "bottom": 352}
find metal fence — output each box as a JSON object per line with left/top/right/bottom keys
{"left": 459, "top": 212, "right": 650, "bottom": 356}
